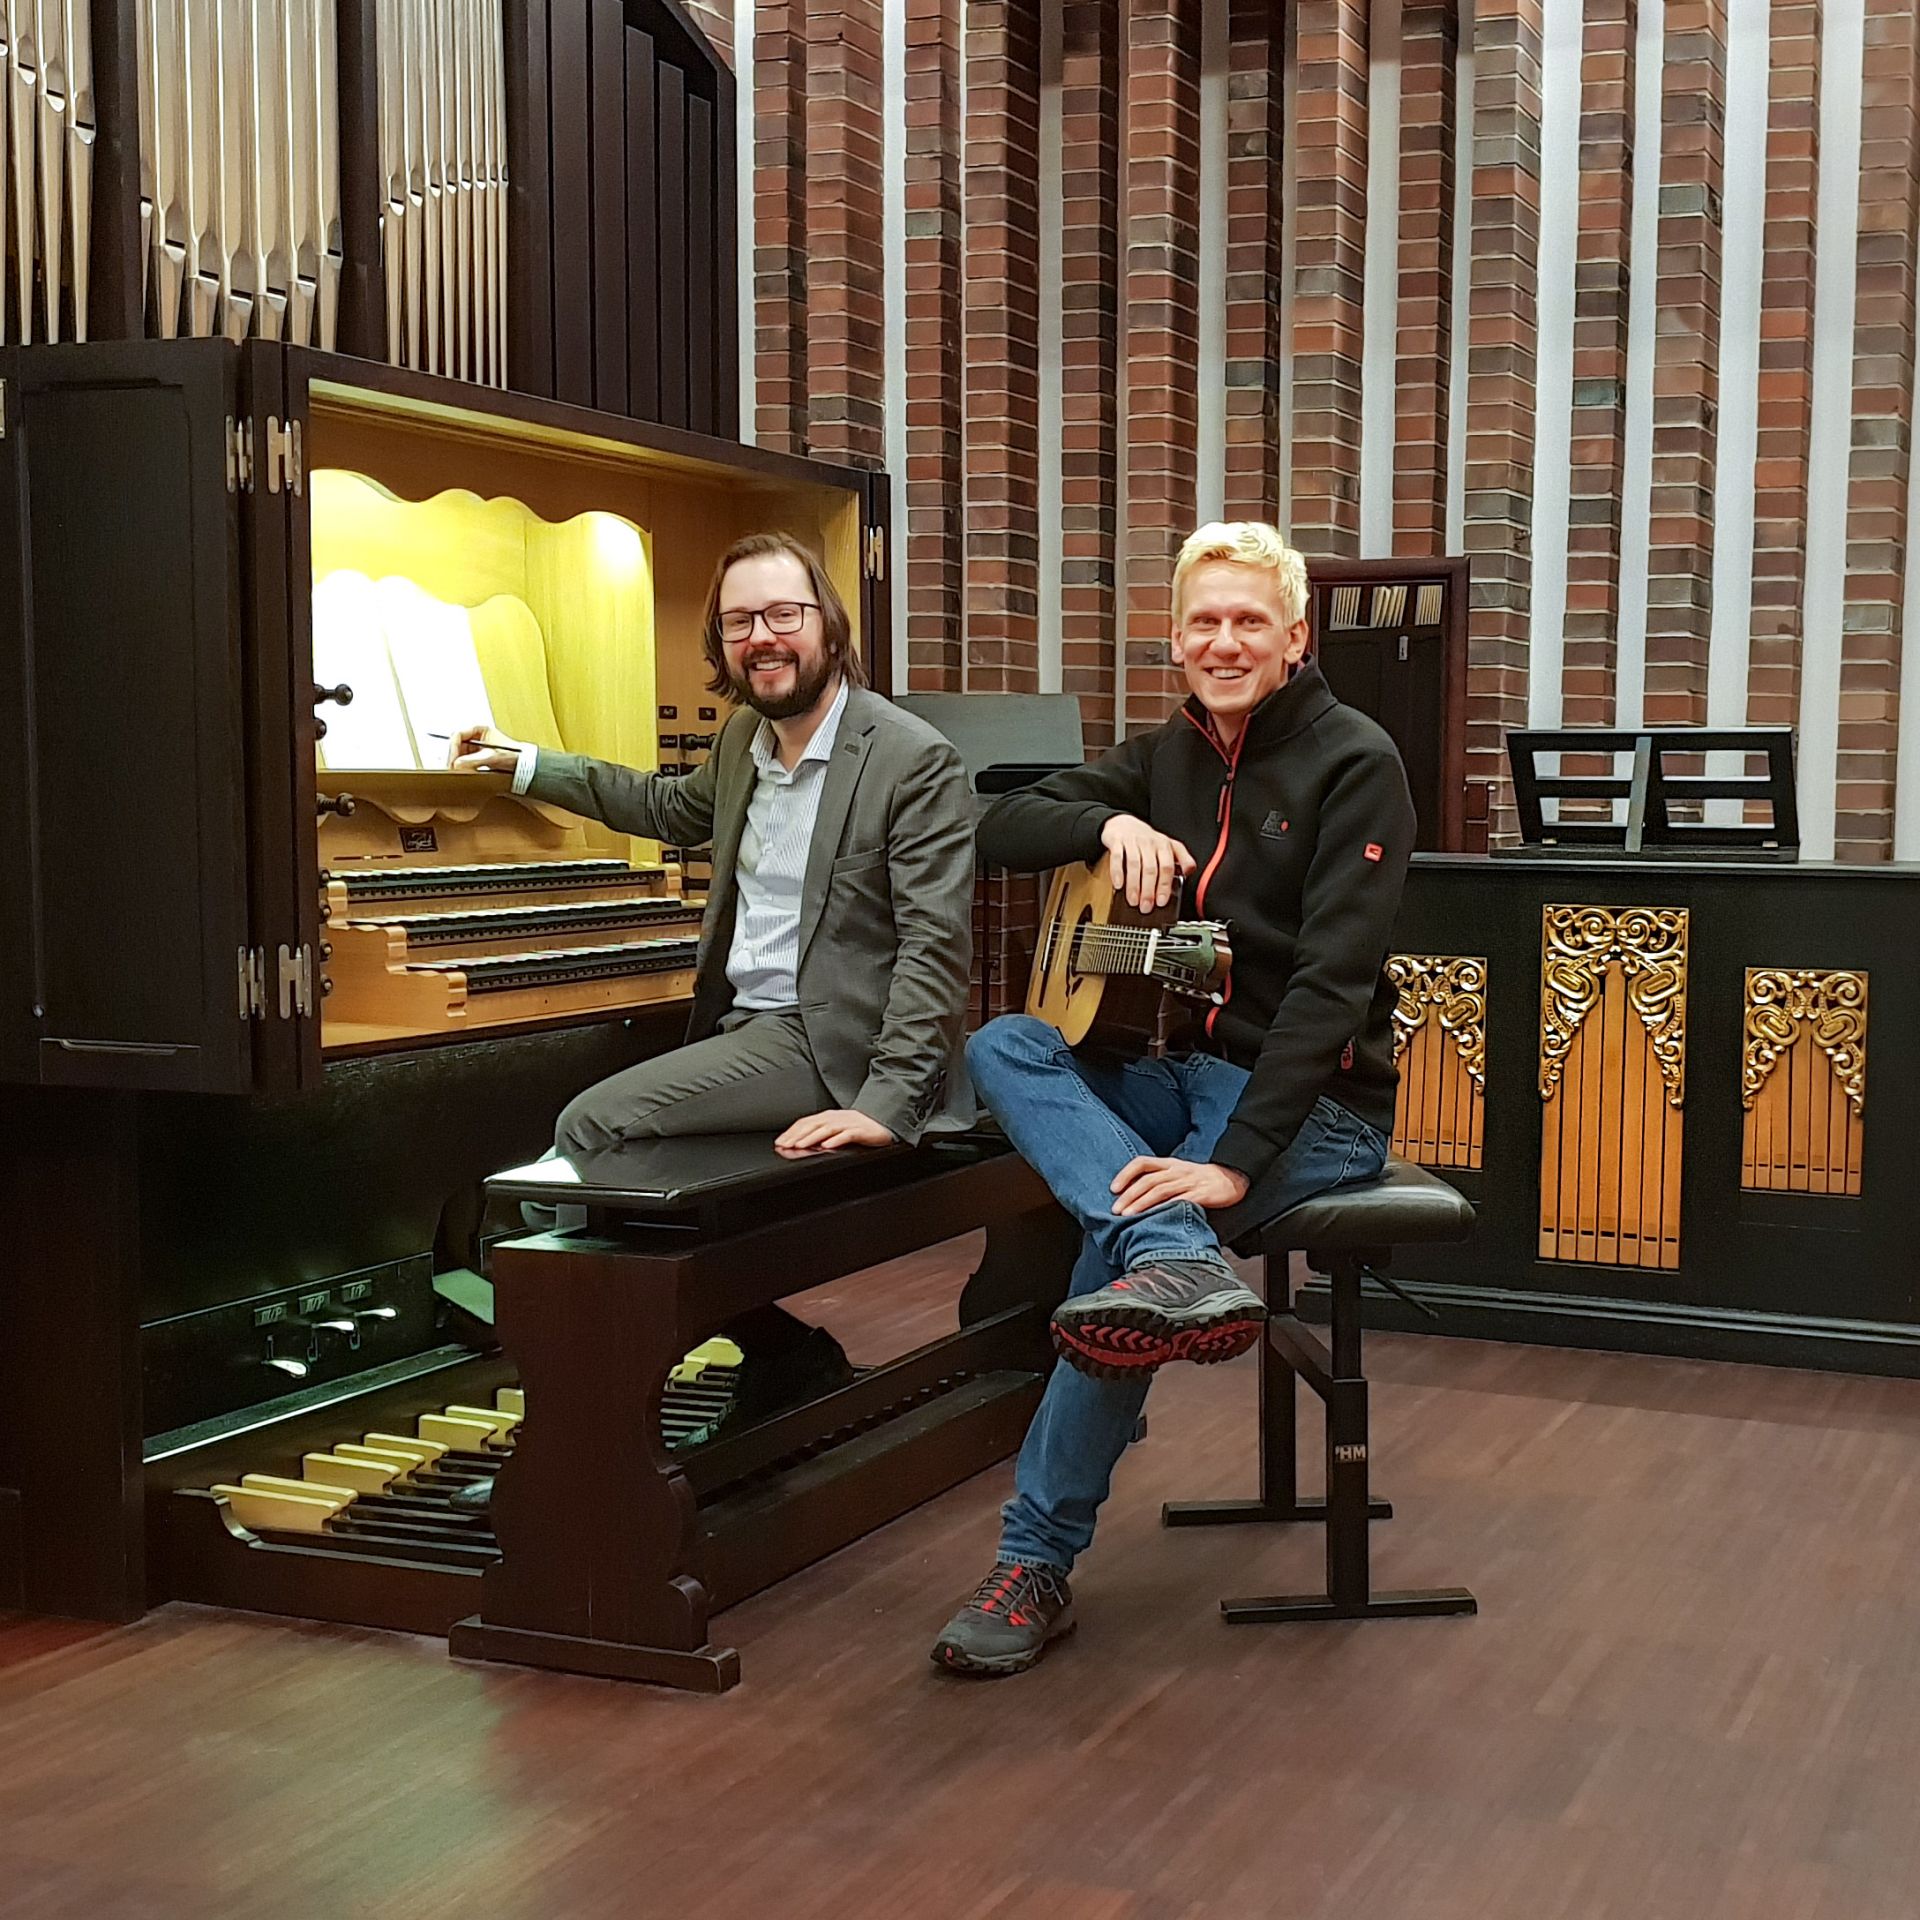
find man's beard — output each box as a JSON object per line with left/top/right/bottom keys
{"left": 729, "top": 645, "right": 836, "bottom": 720}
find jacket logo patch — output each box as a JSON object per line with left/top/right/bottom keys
{"left": 1261, "top": 810, "right": 1290, "bottom": 837}
{"left": 1364, "top": 842, "right": 1383, "bottom": 863}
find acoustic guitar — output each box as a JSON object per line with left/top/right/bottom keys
{"left": 1025, "top": 861, "right": 1232, "bottom": 1051}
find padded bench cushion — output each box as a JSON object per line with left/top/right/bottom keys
{"left": 486, "top": 1130, "right": 1007, "bottom": 1216}
{"left": 1236, "top": 1154, "right": 1475, "bottom": 1257}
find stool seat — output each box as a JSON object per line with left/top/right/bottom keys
{"left": 1237, "top": 1155, "right": 1474, "bottom": 1258}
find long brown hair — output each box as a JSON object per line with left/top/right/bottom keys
{"left": 699, "top": 531, "right": 867, "bottom": 697}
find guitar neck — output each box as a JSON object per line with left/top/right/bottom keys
{"left": 1069, "top": 926, "right": 1161, "bottom": 979}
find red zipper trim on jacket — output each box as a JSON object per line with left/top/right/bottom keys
{"left": 1183, "top": 711, "right": 1245, "bottom": 1038}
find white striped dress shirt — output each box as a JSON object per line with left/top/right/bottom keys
{"left": 727, "top": 679, "right": 850, "bottom": 1009}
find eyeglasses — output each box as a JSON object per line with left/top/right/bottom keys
{"left": 718, "top": 601, "right": 819, "bottom": 644}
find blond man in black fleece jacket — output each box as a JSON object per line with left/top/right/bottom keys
{"left": 932, "top": 522, "right": 1416, "bottom": 1677}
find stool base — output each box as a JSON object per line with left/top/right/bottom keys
{"left": 1161, "top": 1495, "right": 1392, "bottom": 1527}
{"left": 1221, "top": 1586, "right": 1478, "bottom": 1625}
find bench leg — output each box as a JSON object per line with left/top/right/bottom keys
{"left": 1163, "top": 1252, "right": 1390, "bottom": 1530}
{"left": 449, "top": 1235, "right": 742, "bottom": 1692}
{"left": 1220, "top": 1256, "right": 1475, "bottom": 1627}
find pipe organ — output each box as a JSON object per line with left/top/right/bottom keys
{"left": 375, "top": 0, "right": 507, "bottom": 383}
{"left": 135, "top": 0, "right": 345, "bottom": 347}
{"left": 0, "top": 0, "right": 96, "bottom": 342}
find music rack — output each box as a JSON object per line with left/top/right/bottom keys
{"left": 1506, "top": 727, "right": 1799, "bottom": 860}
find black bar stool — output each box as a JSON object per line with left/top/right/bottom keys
{"left": 1164, "top": 1155, "right": 1479, "bottom": 1624}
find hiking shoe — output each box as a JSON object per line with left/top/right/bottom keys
{"left": 930, "top": 1562, "right": 1075, "bottom": 1677}
{"left": 1051, "top": 1254, "right": 1266, "bottom": 1378}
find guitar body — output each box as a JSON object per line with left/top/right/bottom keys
{"left": 1025, "top": 864, "right": 1232, "bottom": 1053}
{"left": 1026, "top": 863, "right": 1168, "bottom": 1051}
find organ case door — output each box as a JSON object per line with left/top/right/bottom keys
{"left": 0, "top": 339, "right": 264, "bottom": 1093}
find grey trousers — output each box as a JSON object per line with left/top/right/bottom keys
{"left": 554, "top": 1008, "right": 833, "bottom": 1157}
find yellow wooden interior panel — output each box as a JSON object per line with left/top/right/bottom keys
{"left": 1742, "top": 1030, "right": 1864, "bottom": 1196}
{"left": 1390, "top": 1018, "right": 1483, "bottom": 1170}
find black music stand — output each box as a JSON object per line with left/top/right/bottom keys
{"left": 1505, "top": 727, "right": 1798, "bottom": 860}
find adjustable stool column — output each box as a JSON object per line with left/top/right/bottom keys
{"left": 1164, "top": 1155, "right": 1479, "bottom": 1624}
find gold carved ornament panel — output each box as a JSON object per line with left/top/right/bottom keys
{"left": 1537, "top": 905, "right": 1688, "bottom": 1271}
{"left": 1386, "top": 954, "right": 1486, "bottom": 1170}
{"left": 1741, "top": 969, "right": 1867, "bottom": 1195}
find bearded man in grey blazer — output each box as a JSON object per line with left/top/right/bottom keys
{"left": 451, "top": 532, "right": 977, "bottom": 1469}
{"left": 456, "top": 530, "right": 977, "bottom": 1154}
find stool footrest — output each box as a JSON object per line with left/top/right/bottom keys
{"left": 1162, "top": 1496, "right": 1392, "bottom": 1527}
{"left": 1221, "top": 1587, "right": 1478, "bottom": 1625}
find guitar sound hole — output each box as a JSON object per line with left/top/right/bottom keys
{"left": 1067, "top": 908, "right": 1094, "bottom": 981}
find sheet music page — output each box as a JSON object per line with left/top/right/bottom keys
{"left": 376, "top": 577, "right": 498, "bottom": 766}
{"left": 312, "top": 571, "right": 421, "bottom": 768}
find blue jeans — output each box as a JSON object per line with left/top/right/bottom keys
{"left": 965, "top": 1014, "right": 1390, "bottom": 1574}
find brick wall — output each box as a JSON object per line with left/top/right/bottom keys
{"left": 962, "top": 4, "right": 1043, "bottom": 693}
{"left": 1223, "top": 0, "right": 1287, "bottom": 527}
{"left": 1122, "top": 0, "right": 1205, "bottom": 735}
{"left": 1059, "top": 3, "right": 1122, "bottom": 741}
{"left": 1835, "top": 0, "right": 1920, "bottom": 859}
{"left": 1642, "top": 0, "right": 1726, "bottom": 728}
{"left": 903, "top": 0, "right": 966, "bottom": 692}
{"left": 1392, "top": 0, "right": 1457, "bottom": 556}
{"left": 1747, "top": 3, "right": 1822, "bottom": 744}
{"left": 1462, "top": 0, "right": 1543, "bottom": 835}
{"left": 1289, "top": 0, "right": 1369, "bottom": 559}
{"left": 1561, "top": 0, "right": 1635, "bottom": 729}
{"left": 752, "top": 4, "right": 810, "bottom": 452}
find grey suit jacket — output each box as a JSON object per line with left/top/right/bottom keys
{"left": 527, "top": 686, "right": 977, "bottom": 1142}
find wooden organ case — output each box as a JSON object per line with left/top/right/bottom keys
{"left": 0, "top": 339, "right": 890, "bottom": 1621}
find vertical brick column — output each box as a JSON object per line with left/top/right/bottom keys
{"left": 803, "top": 3, "right": 888, "bottom": 468}
{"left": 684, "top": 4, "right": 734, "bottom": 67}
{"left": 1223, "top": 0, "right": 1287, "bottom": 527}
{"left": 1122, "top": 0, "right": 1205, "bottom": 735}
{"left": 1560, "top": 0, "right": 1636, "bottom": 727}
{"left": 1392, "top": 0, "right": 1458, "bottom": 556}
{"left": 904, "top": 0, "right": 967, "bottom": 692}
{"left": 1463, "top": 0, "right": 1543, "bottom": 836}
{"left": 1836, "top": 1, "right": 1920, "bottom": 859}
{"left": 1288, "top": 0, "right": 1369, "bottom": 559}
{"left": 1059, "top": 3, "right": 1122, "bottom": 740}
{"left": 1747, "top": 3, "right": 1821, "bottom": 745}
{"left": 1642, "top": 0, "right": 1726, "bottom": 727}
{"left": 753, "top": 6, "right": 811, "bottom": 452}
{"left": 963, "top": 4, "right": 1043, "bottom": 692}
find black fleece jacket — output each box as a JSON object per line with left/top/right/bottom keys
{"left": 977, "top": 661, "right": 1415, "bottom": 1186}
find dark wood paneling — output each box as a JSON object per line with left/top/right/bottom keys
{"left": 711, "top": 62, "right": 739, "bottom": 437}
{"left": 655, "top": 63, "right": 689, "bottom": 430}
{"left": 588, "top": 0, "right": 630, "bottom": 415}
{"left": 624, "top": 30, "right": 662, "bottom": 420}
{"left": 503, "top": 0, "right": 556, "bottom": 396}
{"left": 84, "top": 0, "right": 145, "bottom": 341}
{"left": 862, "top": 471, "right": 893, "bottom": 698}
{"left": 333, "top": 0, "right": 387, "bottom": 362}
{"left": 546, "top": 1, "right": 594, "bottom": 404}
{"left": 686, "top": 93, "right": 716, "bottom": 437}
{"left": 0, "top": 1090, "right": 145, "bottom": 1620}
{"left": 0, "top": 351, "right": 34, "bottom": 1083}
{"left": 16, "top": 342, "right": 252, "bottom": 1094}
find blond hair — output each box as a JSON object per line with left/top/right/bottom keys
{"left": 1171, "top": 522, "right": 1310, "bottom": 625}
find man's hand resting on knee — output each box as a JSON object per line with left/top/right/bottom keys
{"left": 1111, "top": 1157, "right": 1250, "bottom": 1216}
{"left": 775, "top": 1109, "right": 898, "bottom": 1155}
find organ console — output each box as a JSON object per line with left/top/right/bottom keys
{"left": 0, "top": 336, "right": 893, "bottom": 1625}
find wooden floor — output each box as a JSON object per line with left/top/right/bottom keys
{"left": 7, "top": 1249, "right": 1920, "bottom": 1919}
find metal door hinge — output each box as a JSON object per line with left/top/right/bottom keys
{"left": 264, "top": 416, "right": 304, "bottom": 495}
{"left": 237, "top": 947, "right": 266, "bottom": 1018}
{"left": 277, "top": 942, "right": 314, "bottom": 1019}
{"left": 863, "top": 526, "right": 886, "bottom": 582}
{"left": 226, "top": 416, "right": 255, "bottom": 493}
